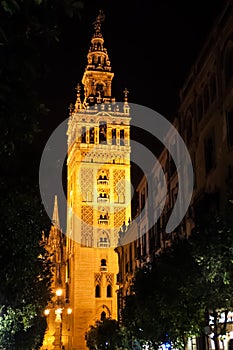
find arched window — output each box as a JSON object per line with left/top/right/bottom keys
{"left": 107, "top": 285, "right": 112, "bottom": 298}
{"left": 101, "top": 311, "right": 106, "bottom": 321}
{"left": 97, "top": 171, "right": 109, "bottom": 184}
{"left": 120, "top": 129, "right": 124, "bottom": 145}
{"left": 98, "top": 237, "right": 109, "bottom": 248}
{"left": 96, "top": 83, "right": 104, "bottom": 96}
{"left": 112, "top": 129, "right": 116, "bottom": 145}
{"left": 95, "top": 285, "right": 101, "bottom": 298}
{"left": 81, "top": 126, "right": 86, "bottom": 143}
{"left": 100, "top": 259, "right": 107, "bottom": 272}
{"left": 99, "top": 121, "right": 107, "bottom": 144}
{"left": 89, "top": 127, "right": 95, "bottom": 144}
{"left": 101, "top": 259, "right": 107, "bottom": 266}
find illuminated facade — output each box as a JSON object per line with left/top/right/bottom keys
{"left": 41, "top": 10, "right": 131, "bottom": 350}
{"left": 116, "top": 2, "right": 233, "bottom": 350}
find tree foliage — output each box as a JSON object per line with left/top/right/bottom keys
{"left": 86, "top": 318, "right": 131, "bottom": 350}
{"left": 188, "top": 192, "right": 233, "bottom": 350}
{"left": 123, "top": 240, "right": 205, "bottom": 350}
{"left": 0, "top": 0, "right": 84, "bottom": 348}
{"left": 123, "top": 189, "right": 233, "bottom": 350}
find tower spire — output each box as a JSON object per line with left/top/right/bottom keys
{"left": 81, "top": 10, "right": 114, "bottom": 106}
{"left": 52, "top": 195, "right": 60, "bottom": 228}
{"left": 92, "top": 10, "right": 105, "bottom": 36}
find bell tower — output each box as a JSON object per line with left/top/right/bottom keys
{"left": 66, "top": 11, "right": 131, "bottom": 349}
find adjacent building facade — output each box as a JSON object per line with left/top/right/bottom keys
{"left": 116, "top": 2, "right": 233, "bottom": 350}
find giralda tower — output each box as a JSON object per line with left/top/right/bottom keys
{"left": 66, "top": 11, "right": 131, "bottom": 349}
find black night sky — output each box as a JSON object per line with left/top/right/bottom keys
{"left": 39, "top": 0, "right": 224, "bottom": 135}
{"left": 36, "top": 0, "right": 225, "bottom": 220}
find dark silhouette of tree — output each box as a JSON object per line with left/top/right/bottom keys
{"left": 123, "top": 184, "right": 233, "bottom": 350}
{"left": 0, "top": 1, "right": 83, "bottom": 348}
{"left": 86, "top": 318, "right": 130, "bottom": 350}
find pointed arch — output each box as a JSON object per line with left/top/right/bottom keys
{"left": 101, "top": 311, "right": 106, "bottom": 320}
{"left": 107, "top": 284, "right": 112, "bottom": 298}
{"left": 95, "top": 284, "right": 101, "bottom": 298}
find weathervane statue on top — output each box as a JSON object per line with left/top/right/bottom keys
{"left": 92, "top": 9, "right": 105, "bottom": 34}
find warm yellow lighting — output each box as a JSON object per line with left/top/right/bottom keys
{"left": 44, "top": 309, "right": 50, "bottom": 316}
{"left": 56, "top": 288, "right": 63, "bottom": 297}
{"left": 67, "top": 308, "right": 72, "bottom": 315}
{"left": 55, "top": 308, "right": 63, "bottom": 315}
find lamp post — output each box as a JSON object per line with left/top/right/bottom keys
{"left": 44, "top": 287, "right": 72, "bottom": 350}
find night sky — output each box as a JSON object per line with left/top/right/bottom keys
{"left": 37, "top": 0, "right": 225, "bottom": 218}
{"left": 39, "top": 0, "right": 224, "bottom": 134}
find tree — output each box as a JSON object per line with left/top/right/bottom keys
{"left": 86, "top": 318, "right": 130, "bottom": 350}
{"left": 0, "top": 0, "right": 84, "bottom": 348}
{"left": 123, "top": 240, "right": 206, "bottom": 350}
{"left": 189, "top": 191, "right": 233, "bottom": 350}
{"left": 123, "top": 186, "right": 233, "bottom": 350}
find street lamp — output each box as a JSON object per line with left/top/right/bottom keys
{"left": 55, "top": 288, "right": 63, "bottom": 297}
{"left": 44, "top": 309, "right": 50, "bottom": 316}
{"left": 43, "top": 288, "right": 72, "bottom": 350}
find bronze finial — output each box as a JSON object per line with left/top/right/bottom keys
{"left": 93, "top": 10, "right": 105, "bottom": 34}
{"left": 76, "top": 83, "right": 81, "bottom": 95}
{"left": 123, "top": 88, "right": 129, "bottom": 102}
{"left": 69, "top": 103, "right": 74, "bottom": 114}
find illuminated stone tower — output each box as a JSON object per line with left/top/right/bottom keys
{"left": 66, "top": 11, "right": 131, "bottom": 349}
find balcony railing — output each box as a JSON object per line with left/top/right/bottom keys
{"left": 97, "top": 196, "right": 109, "bottom": 202}
{"left": 98, "top": 218, "right": 109, "bottom": 225}
{"left": 97, "top": 179, "right": 109, "bottom": 185}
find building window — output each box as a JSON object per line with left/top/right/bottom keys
{"left": 96, "top": 83, "right": 104, "bottom": 96}
{"left": 101, "top": 259, "right": 106, "bottom": 266}
{"left": 149, "top": 227, "right": 155, "bottom": 253}
{"left": 65, "top": 282, "right": 69, "bottom": 301}
{"left": 142, "top": 232, "right": 146, "bottom": 256}
{"left": 101, "top": 311, "right": 106, "bottom": 321}
{"left": 98, "top": 237, "right": 110, "bottom": 248}
{"left": 97, "top": 171, "right": 109, "bottom": 185}
{"left": 95, "top": 285, "right": 101, "bottom": 298}
{"left": 204, "top": 135, "right": 215, "bottom": 174}
{"left": 107, "top": 285, "right": 112, "bottom": 297}
{"left": 81, "top": 126, "right": 86, "bottom": 143}
{"left": 141, "top": 190, "right": 145, "bottom": 211}
{"left": 112, "top": 129, "right": 116, "bottom": 145}
{"left": 99, "top": 121, "right": 107, "bottom": 144}
{"left": 97, "top": 192, "right": 109, "bottom": 202}
{"left": 120, "top": 129, "right": 124, "bottom": 145}
{"left": 100, "top": 259, "right": 107, "bottom": 272}
{"left": 226, "top": 110, "right": 233, "bottom": 147}
{"left": 90, "top": 127, "right": 95, "bottom": 144}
